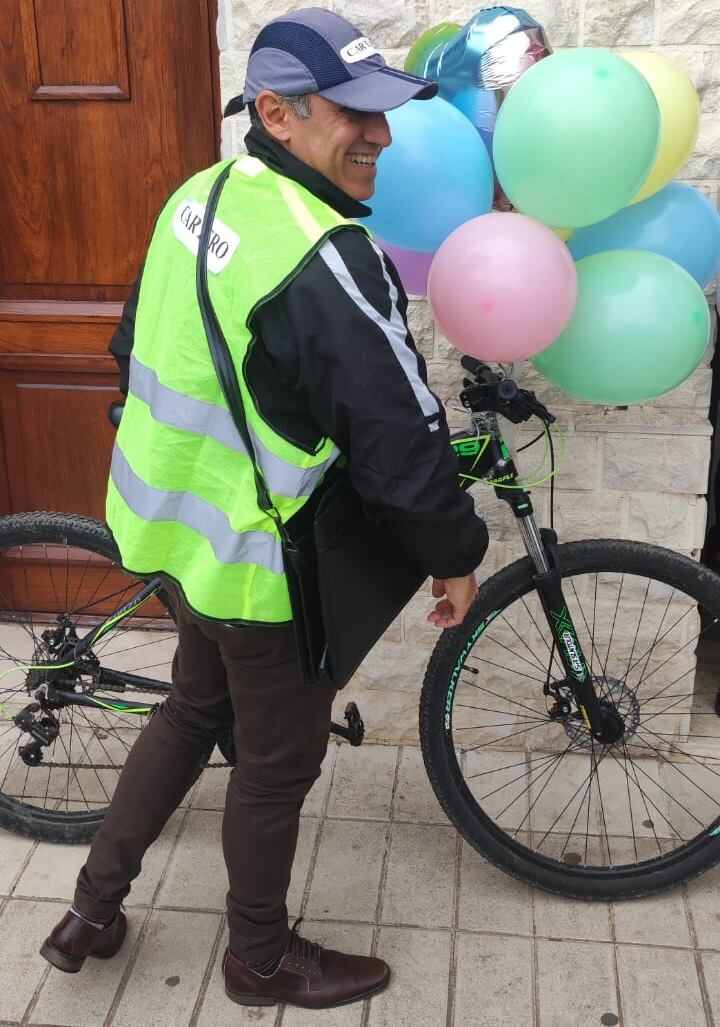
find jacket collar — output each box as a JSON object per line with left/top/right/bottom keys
{"left": 244, "top": 126, "right": 372, "bottom": 220}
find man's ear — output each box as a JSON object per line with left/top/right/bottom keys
{"left": 254, "top": 91, "right": 291, "bottom": 142}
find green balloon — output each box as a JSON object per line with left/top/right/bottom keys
{"left": 494, "top": 49, "right": 660, "bottom": 228}
{"left": 531, "top": 250, "right": 710, "bottom": 405}
{"left": 404, "top": 23, "right": 459, "bottom": 76}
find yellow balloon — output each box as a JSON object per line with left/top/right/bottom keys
{"left": 622, "top": 52, "right": 700, "bottom": 204}
{"left": 553, "top": 227, "right": 574, "bottom": 242}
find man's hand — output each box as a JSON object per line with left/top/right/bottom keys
{"left": 427, "top": 573, "right": 478, "bottom": 629}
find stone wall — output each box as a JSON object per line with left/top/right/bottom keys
{"left": 216, "top": 0, "right": 720, "bottom": 742}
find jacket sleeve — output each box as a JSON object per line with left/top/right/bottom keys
{"left": 252, "top": 228, "right": 489, "bottom": 579}
{"left": 108, "top": 269, "right": 143, "bottom": 396}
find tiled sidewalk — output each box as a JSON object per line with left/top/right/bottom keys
{"left": 1, "top": 741, "right": 720, "bottom": 1027}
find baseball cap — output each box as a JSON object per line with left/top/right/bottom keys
{"left": 224, "top": 7, "right": 438, "bottom": 116}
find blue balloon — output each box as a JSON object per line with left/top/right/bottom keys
{"left": 569, "top": 182, "right": 720, "bottom": 288}
{"left": 362, "top": 96, "right": 493, "bottom": 251}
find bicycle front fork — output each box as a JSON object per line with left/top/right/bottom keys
{"left": 517, "top": 515, "right": 623, "bottom": 745}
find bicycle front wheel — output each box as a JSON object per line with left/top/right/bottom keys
{"left": 0, "top": 513, "right": 176, "bottom": 843}
{"left": 421, "top": 539, "right": 720, "bottom": 899}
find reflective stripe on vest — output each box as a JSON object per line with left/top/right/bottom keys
{"left": 128, "top": 353, "right": 339, "bottom": 499}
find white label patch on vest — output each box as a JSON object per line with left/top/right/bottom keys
{"left": 173, "top": 200, "right": 240, "bottom": 274}
{"left": 340, "top": 36, "right": 378, "bottom": 63}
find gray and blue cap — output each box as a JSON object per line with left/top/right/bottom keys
{"left": 224, "top": 7, "right": 438, "bottom": 115}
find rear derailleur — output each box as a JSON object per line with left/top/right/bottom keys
{"left": 13, "top": 703, "right": 60, "bottom": 767}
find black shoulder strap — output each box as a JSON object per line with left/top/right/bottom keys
{"left": 195, "top": 163, "right": 286, "bottom": 535}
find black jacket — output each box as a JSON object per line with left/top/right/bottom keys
{"left": 109, "top": 127, "right": 488, "bottom": 579}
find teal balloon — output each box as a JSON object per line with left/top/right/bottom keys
{"left": 493, "top": 49, "right": 660, "bottom": 228}
{"left": 362, "top": 97, "right": 493, "bottom": 251}
{"left": 531, "top": 250, "right": 710, "bottom": 405}
{"left": 569, "top": 183, "right": 720, "bottom": 288}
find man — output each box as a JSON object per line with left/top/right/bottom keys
{"left": 40, "top": 8, "right": 489, "bottom": 1010}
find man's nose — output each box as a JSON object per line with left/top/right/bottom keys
{"left": 362, "top": 112, "right": 392, "bottom": 148}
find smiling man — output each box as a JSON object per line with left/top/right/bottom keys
{"left": 40, "top": 7, "right": 490, "bottom": 1012}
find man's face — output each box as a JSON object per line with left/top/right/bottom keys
{"left": 266, "top": 94, "right": 392, "bottom": 201}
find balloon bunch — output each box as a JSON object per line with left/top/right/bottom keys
{"left": 366, "top": 6, "right": 720, "bottom": 406}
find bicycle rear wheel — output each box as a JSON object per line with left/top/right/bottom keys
{"left": 0, "top": 512, "right": 176, "bottom": 842}
{"left": 421, "top": 539, "right": 720, "bottom": 899}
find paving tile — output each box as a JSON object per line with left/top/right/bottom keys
{"left": 287, "top": 816, "right": 320, "bottom": 918}
{"left": 326, "top": 743, "right": 398, "bottom": 821}
{"left": 457, "top": 842, "right": 532, "bottom": 936}
{"left": 0, "top": 827, "right": 35, "bottom": 894}
{"left": 190, "top": 762, "right": 230, "bottom": 810}
{"left": 686, "top": 862, "right": 720, "bottom": 948}
{"left": 368, "top": 927, "right": 450, "bottom": 1027}
{"left": 326, "top": 743, "right": 397, "bottom": 821}
{"left": 15, "top": 838, "right": 91, "bottom": 901}
{"left": 380, "top": 823, "right": 456, "bottom": 928}
{"left": 282, "top": 921, "right": 374, "bottom": 1027}
{"left": 699, "top": 950, "right": 720, "bottom": 1025}
{"left": 30, "top": 909, "right": 144, "bottom": 1026}
{"left": 617, "top": 943, "right": 706, "bottom": 1027}
{"left": 156, "top": 809, "right": 226, "bottom": 910}
{"left": 533, "top": 839, "right": 610, "bottom": 942}
{"left": 195, "top": 929, "right": 279, "bottom": 1027}
{"left": 305, "top": 820, "right": 387, "bottom": 922}
{"left": 537, "top": 939, "right": 617, "bottom": 1027}
{"left": 392, "top": 747, "right": 448, "bottom": 825}
{"left": 301, "top": 744, "right": 337, "bottom": 818}
{"left": 0, "top": 898, "right": 57, "bottom": 1021}
{"left": 612, "top": 888, "right": 691, "bottom": 947}
{"left": 454, "top": 932, "right": 533, "bottom": 1027}
{"left": 112, "top": 908, "right": 220, "bottom": 1027}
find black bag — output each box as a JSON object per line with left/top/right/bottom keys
{"left": 196, "top": 164, "right": 425, "bottom": 688}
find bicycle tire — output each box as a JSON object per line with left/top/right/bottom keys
{"left": 420, "top": 539, "right": 720, "bottom": 899}
{"left": 0, "top": 512, "right": 176, "bottom": 843}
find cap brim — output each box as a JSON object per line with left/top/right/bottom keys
{"left": 318, "top": 67, "right": 438, "bottom": 112}
{"left": 223, "top": 94, "right": 246, "bottom": 116}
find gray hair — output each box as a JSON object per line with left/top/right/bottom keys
{"left": 248, "top": 94, "right": 312, "bottom": 130}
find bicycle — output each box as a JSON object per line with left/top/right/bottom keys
{"left": 1, "top": 355, "right": 720, "bottom": 901}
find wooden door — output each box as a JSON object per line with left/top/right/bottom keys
{"left": 0, "top": 0, "right": 220, "bottom": 521}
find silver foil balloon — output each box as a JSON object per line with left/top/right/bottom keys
{"left": 427, "top": 6, "right": 552, "bottom": 100}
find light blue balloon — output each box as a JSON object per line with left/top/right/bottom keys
{"left": 569, "top": 182, "right": 720, "bottom": 288}
{"left": 362, "top": 96, "right": 493, "bottom": 251}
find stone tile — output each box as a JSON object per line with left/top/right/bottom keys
{"left": 454, "top": 933, "right": 533, "bottom": 1027}
{"left": 535, "top": 887, "right": 612, "bottom": 942}
{"left": 699, "top": 951, "right": 720, "bottom": 1025}
{"left": 31, "top": 911, "right": 144, "bottom": 1026}
{"left": 351, "top": 638, "right": 433, "bottom": 693}
{"left": 393, "top": 747, "right": 448, "bottom": 825}
{"left": 458, "top": 842, "right": 532, "bottom": 936}
{"left": 685, "top": 862, "right": 720, "bottom": 948}
{"left": 602, "top": 434, "right": 711, "bottom": 495}
{"left": 537, "top": 939, "right": 617, "bottom": 1026}
{"left": 283, "top": 921, "right": 374, "bottom": 1027}
{"left": 301, "top": 744, "right": 337, "bottom": 818}
{"left": 380, "top": 823, "right": 456, "bottom": 928}
{"left": 305, "top": 820, "right": 388, "bottom": 922}
{"left": 113, "top": 908, "right": 220, "bottom": 1027}
{"left": 0, "top": 898, "right": 57, "bottom": 1021}
{"left": 617, "top": 943, "right": 706, "bottom": 1027}
{"left": 287, "top": 816, "right": 320, "bottom": 918}
{"left": 190, "top": 763, "right": 230, "bottom": 810}
{"left": 612, "top": 889, "right": 691, "bottom": 948}
{"left": 156, "top": 810, "right": 226, "bottom": 911}
{"left": 15, "top": 839, "right": 91, "bottom": 901}
{"left": 368, "top": 927, "right": 450, "bottom": 1027}
{"left": 0, "top": 828, "right": 35, "bottom": 894}
{"left": 583, "top": 0, "right": 654, "bottom": 44}
{"left": 195, "top": 929, "right": 278, "bottom": 1027}
{"left": 326, "top": 743, "right": 397, "bottom": 820}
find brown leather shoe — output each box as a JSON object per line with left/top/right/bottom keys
{"left": 224, "top": 923, "right": 390, "bottom": 1009}
{"left": 40, "top": 909, "right": 127, "bottom": 973}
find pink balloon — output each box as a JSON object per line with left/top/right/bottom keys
{"left": 427, "top": 213, "right": 578, "bottom": 361}
{"left": 376, "top": 237, "right": 435, "bottom": 296}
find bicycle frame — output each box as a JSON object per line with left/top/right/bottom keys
{"left": 33, "top": 405, "right": 611, "bottom": 742}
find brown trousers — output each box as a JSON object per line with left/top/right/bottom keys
{"left": 73, "top": 599, "right": 335, "bottom": 963}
